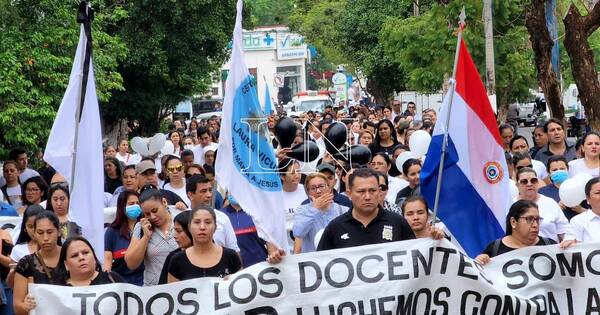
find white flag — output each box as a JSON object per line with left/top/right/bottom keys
{"left": 216, "top": 0, "right": 287, "bottom": 250}
{"left": 44, "top": 25, "right": 104, "bottom": 257}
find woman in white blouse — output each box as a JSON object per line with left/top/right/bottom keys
{"left": 515, "top": 167, "right": 571, "bottom": 242}
{"left": 568, "top": 132, "right": 600, "bottom": 177}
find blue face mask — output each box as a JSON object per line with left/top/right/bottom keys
{"left": 125, "top": 204, "right": 142, "bottom": 220}
{"left": 227, "top": 194, "right": 239, "bottom": 206}
{"left": 550, "top": 170, "right": 569, "bottom": 184}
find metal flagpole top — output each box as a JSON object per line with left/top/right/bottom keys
{"left": 430, "top": 7, "right": 466, "bottom": 227}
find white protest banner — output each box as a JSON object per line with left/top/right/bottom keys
{"left": 30, "top": 239, "right": 600, "bottom": 314}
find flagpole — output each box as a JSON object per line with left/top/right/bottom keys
{"left": 70, "top": 1, "right": 93, "bottom": 193}
{"left": 431, "top": 8, "right": 466, "bottom": 225}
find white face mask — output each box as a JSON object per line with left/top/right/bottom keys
{"left": 184, "top": 144, "right": 194, "bottom": 150}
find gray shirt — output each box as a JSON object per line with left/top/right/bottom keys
{"left": 533, "top": 141, "right": 577, "bottom": 166}
{"left": 133, "top": 222, "right": 178, "bottom": 286}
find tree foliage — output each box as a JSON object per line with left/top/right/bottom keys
{"left": 0, "top": 0, "right": 126, "bottom": 159}
{"left": 247, "top": 0, "right": 294, "bottom": 26}
{"left": 102, "top": 0, "right": 239, "bottom": 135}
{"left": 380, "top": 0, "right": 537, "bottom": 111}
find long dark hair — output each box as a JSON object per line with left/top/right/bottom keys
{"left": 174, "top": 211, "right": 193, "bottom": 243}
{"left": 57, "top": 236, "right": 101, "bottom": 283}
{"left": 33, "top": 211, "right": 62, "bottom": 246}
{"left": 104, "top": 156, "right": 122, "bottom": 179}
{"left": 21, "top": 176, "right": 49, "bottom": 206}
{"left": 46, "top": 185, "right": 70, "bottom": 212}
{"left": 373, "top": 119, "right": 399, "bottom": 146}
{"left": 506, "top": 200, "right": 538, "bottom": 236}
{"left": 16, "top": 205, "right": 45, "bottom": 245}
{"left": 110, "top": 190, "right": 140, "bottom": 240}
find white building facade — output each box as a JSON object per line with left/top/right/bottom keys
{"left": 212, "top": 26, "right": 308, "bottom": 106}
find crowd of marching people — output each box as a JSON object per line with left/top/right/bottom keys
{"left": 0, "top": 99, "right": 599, "bottom": 314}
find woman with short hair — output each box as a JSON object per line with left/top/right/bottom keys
{"left": 476, "top": 200, "right": 556, "bottom": 264}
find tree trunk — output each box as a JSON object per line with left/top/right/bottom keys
{"left": 524, "top": 0, "right": 564, "bottom": 119}
{"left": 563, "top": 3, "right": 600, "bottom": 131}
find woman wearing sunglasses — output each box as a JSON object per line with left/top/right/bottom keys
{"left": 162, "top": 155, "right": 190, "bottom": 208}
{"left": 475, "top": 200, "right": 557, "bottom": 265}
{"left": 514, "top": 167, "right": 570, "bottom": 243}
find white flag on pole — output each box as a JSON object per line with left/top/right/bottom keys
{"left": 43, "top": 25, "right": 104, "bottom": 257}
{"left": 216, "top": 0, "right": 287, "bottom": 250}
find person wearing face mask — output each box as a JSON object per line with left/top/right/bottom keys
{"left": 539, "top": 155, "right": 584, "bottom": 220}
{"left": 104, "top": 190, "right": 144, "bottom": 285}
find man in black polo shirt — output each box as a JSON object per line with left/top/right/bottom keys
{"left": 317, "top": 168, "right": 442, "bottom": 250}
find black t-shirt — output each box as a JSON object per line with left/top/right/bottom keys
{"left": 104, "top": 176, "right": 122, "bottom": 194}
{"left": 168, "top": 247, "right": 242, "bottom": 280}
{"left": 159, "top": 248, "right": 183, "bottom": 285}
{"left": 317, "top": 208, "right": 416, "bottom": 251}
{"left": 482, "top": 237, "right": 557, "bottom": 258}
{"left": 368, "top": 142, "right": 396, "bottom": 157}
{"left": 59, "top": 271, "right": 125, "bottom": 286}
{"left": 15, "top": 252, "right": 59, "bottom": 284}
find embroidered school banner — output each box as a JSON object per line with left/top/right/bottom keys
{"left": 30, "top": 239, "right": 600, "bottom": 314}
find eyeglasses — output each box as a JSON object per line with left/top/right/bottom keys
{"left": 379, "top": 184, "right": 388, "bottom": 191}
{"left": 518, "top": 216, "right": 543, "bottom": 224}
{"left": 309, "top": 184, "right": 328, "bottom": 193}
{"left": 518, "top": 177, "right": 539, "bottom": 185}
{"left": 167, "top": 165, "right": 183, "bottom": 173}
{"left": 516, "top": 164, "right": 533, "bottom": 171}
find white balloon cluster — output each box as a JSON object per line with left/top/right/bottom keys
{"left": 559, "top": 173, "right": 593, "bottom": 207}
{"left": 409, "top": 130, "right": 431, "bottom": 158}
{"left": 130, "top": 133, "right": 173, "bottom": 157}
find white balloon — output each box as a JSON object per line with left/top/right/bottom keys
{"left": 409, "top": 130, "right": 431, "bottom": 157}
{"left": 509, "top": 180, "right": 518, "bottom": 200}
{"left": 559, "top": 178, "right": 585, "bottom": 207}
{"left": 396, "top": 151, "right": 418, "bottom": 173}
{"left": 161, "top": 140, "right": 175, "bottom": 156}
{"left": 149, "top": 133, "right": 167, "bottom": 155}
{"left": 130, "top": 137, "right": 150, "bottom": 157}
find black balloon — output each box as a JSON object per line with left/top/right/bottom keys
{"left": 286, "top": 141, "right": 320, "bottom": 162}
{"left": 324, "top": 122, "right": 347, "bottom": 154}
{"left": 333, "top": 145, "right": 372, "bottom": 166}
{"left": 274, "top": 117, "right": 297, "bottom": 149}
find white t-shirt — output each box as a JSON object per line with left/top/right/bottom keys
{"left": 387, "top": 176, "right": 409, "bottom": 205}
{"left": 282, "top": 185, "right": 308, "bottom": 232}
{"left": 214, "top": 209, "right": 240, "bottom": 252}
{"left": 532, "top": 159, "right": 548, "bottom": 180}
{"left": 568, "top": 158, "right": 600, "bottom": 178}
{"left": 115, "top": 152, "right": 140, "bottom": 166}
{"left": 535, "top": 194, "right": 571, "bottom": 242}
{"left": 3, "top": 185, "right": 22, "bottom": 209}
{"left": 10, "top": 243, "right": 31, "bottom": 263}
{"left": 163, "top": 183, "right": 191, "bottom": 208}
{"left": 565, "top": 210, "right": 600, "bottom": 242}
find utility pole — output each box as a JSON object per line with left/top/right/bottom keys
{"left": 483, "top": 0, "right": 496, "bottom": 96}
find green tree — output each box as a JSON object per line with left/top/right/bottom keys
{"left": 0, "top": 0, "right": 126, "bottom": 159}
{"left": 380, "top": 0, "right": 536, "bottom": 117}
{"left": 102, "top": 0, "right": 239, "bottom": 135}
{"left": 248, "top": 0, "right": 294, "bottom": 26}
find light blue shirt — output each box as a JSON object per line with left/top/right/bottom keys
{"left": 292, "top": 202, "right": 348, "bottom": 253}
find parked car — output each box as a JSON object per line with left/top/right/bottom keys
{"left": 284, "top": 91, "right": 334, "bottom": 116}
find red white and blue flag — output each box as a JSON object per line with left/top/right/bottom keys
{"left": 421, "top": 39, "right": 511, "bottom": 257}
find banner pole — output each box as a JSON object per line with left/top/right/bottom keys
{"left": 70, "top": 1, "right": 93, "bottom": 193}
{"left": 431, "top": 8, "right": 465, "bottom": 226}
